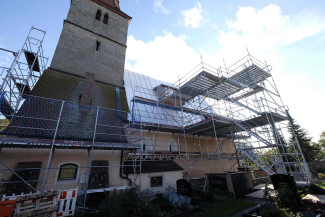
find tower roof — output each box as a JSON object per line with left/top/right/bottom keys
{"left": 92, "top": 0, "right": 132, "bottom": 20}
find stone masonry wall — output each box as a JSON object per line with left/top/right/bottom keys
{"left": 50, "top": 0, "right": 129, "bottom": 87}
{"left": 68, "top": 0, "right": 129, "bottom": 45}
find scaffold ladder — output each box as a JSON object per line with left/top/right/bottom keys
{"left": 0, "top": 26, "right": 48, "bottom": 117}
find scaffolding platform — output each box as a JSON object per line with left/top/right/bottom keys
{"left": 128, "top": 53, "right": 311, "bottom": 183}
{"left": 0, "top": 137, "right": 139, "bottom": 150}
{"left": 133, "top": 96, "right": 233, "bottom": 122}
{"left": 184, "top": 112, "right": 287, "bottom": 136}
{"left": 176, "top": 64, "right": 270, "bottom": 102}
{"left": 240, "top": 112, "right": 287, "bottom": 128}
{"left": 185, "top": 117, "right": 231, "bottom": 135}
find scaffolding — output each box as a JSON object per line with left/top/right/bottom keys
{"left": 0, "top": 27, "right": 311, "bottom": 208}
{"left": 126, "top": 53, "right": 311, "bottom": 184}
{"left": 0, "top": 28, "right": 143, "bottom": 208}
{"left": 0, "top": 27, "right": 48, "bottom": 117}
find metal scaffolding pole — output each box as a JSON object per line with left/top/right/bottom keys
{"left": 83, "top": 106, "right": 99, "bottom": 207}
{"left": 41, "top": 101, "right": 64, "bottom": 192}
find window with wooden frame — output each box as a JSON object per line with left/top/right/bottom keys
{"left": 150, "top": 176, "right": 163, "bottom": 187}
{"left": 58, "top": 163, "right": 78, "bottom": 181}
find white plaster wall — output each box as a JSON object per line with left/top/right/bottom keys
{"left": 0, "top": 148, "right": 128, "bottom": 192}
{"left": 129, "top": 171, "right": 183, "bottom": 192}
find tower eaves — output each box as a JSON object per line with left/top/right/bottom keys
{"left": 91, "top": 0, "right": 132, "bottom": 21}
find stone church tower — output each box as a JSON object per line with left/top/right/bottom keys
{"left": 30, "top": 0, "right": 130, "bottom": 110}
{"left": 51, "top": 0, "right": 131, "bottom": 87}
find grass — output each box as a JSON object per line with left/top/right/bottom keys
{"left": 318, "top": 173, "right": 325, "bottom": 180}
{"left": 193, "top": 199, "right": 256, "bottom": 217}
{"left": 316, "top": 182, "right": 325, "bottom": 189}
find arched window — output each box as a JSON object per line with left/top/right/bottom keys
{"left": 169, "top": 140, "right": 179, "bottom": 152}
{"left": 103, "top": 13, "right": 109, "bottom": 24}
{"left": 142, "top": 138, "right": 153, "bottom": 151}
{"left": 95, "top": 10, "right": 101, "bottom": 21}
{"left": 58, "top": 163, "right": 78, "bottom": 181}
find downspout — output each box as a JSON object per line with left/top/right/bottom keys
{"left": 120, "top": 150, "right": 132, "bottom": 185}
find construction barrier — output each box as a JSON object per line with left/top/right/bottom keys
{"left": 1, "top": 187, "right": 78, "bottom": 217}
{"left": 0, "top": 199, "right": 16, "bottom": 217}
{"left": 56, "top": 187, "right": 78, "bottom": 217}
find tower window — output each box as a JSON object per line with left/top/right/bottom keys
{"left": 103, "top": 13, "right": 109, "bottom": 24}
{"left": 96, "top": 10, "right": 101, "bottom": 21}
{"left": 58, "top": 163, "right": 78, "bottom": 181}
{"left": 96, "top": 41, "right": 101, "bottom": 52}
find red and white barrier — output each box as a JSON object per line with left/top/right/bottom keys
{"left": 56, "top": 187, "right": 78, "bottom": 217}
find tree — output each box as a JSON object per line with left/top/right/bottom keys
{"left": 319, "top": 131, "right": 325, "bottom": 148}
{"left": 315, "top": 131, "right": 325, "bottom": 161}
{"left": 288, "top": 117, "right": 319, "bottom": 162}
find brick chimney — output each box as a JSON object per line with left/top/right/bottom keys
{"left": 80, "top": 72, "right": 95, "bottom": 106}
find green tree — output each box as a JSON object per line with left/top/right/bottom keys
{"left": 319, "top": 131, "right": 325, "bottom": 148}
{"left": 315, "top": 131, "right": 325, "bottom": 161}
{"left": 288, "top": 118, "right": 319, "bottom": 162}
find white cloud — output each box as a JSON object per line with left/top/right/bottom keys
{"left": 0, "top": 43, "right": 13, "bottom": 68}
{"left": 153, "top": 0, "right": 170, "bottom": 15}
{"left": 182, "top": 2, "right": 205, "bottom": 28}
{"left": 126, "top": 4, "right": 325, "bottom": 139}
{"left": 126, "top": 33, "right": 199, "bottom": 83}
{"left": 208, "top": 4, "right": 325, "bottom": 140}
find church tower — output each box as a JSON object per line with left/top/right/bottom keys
{"left": 50, "top": 0, "right": 131, "bottom": 87}
{"left": 30, "top": 0, "right": 131, "bottom": 109}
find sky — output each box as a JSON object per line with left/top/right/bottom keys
{"left": 0, "top": 0, "right": 325, "bottom": 141}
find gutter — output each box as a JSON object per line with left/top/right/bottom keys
{"left": 120, "top": 150, "right": 132, "bottom": 185}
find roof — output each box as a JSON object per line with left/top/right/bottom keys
{"left": 1, "top": 68, "right": 130, "bottom": 144}
{"left": 123, "top": 160, "right": 184, "bottom": 174}
{"left": 31, "top": 69, "right": 128, "bottom": 111}
{"left": 124, "top": 70, "right": 286, "bottom": 137}
{"left": 92, "top": 0, "right": 132, "bottom": 20}
{"left": 124, "top": 69, "right": 215, "bottom": 128}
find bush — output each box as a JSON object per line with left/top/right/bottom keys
{"left": 151, "top": 193, "right": 174, "bottom": 211}
{"left": 275, "top": 187, "right": 303, "bottom": 212}
{"left": 192, "top": 188, "right": 233, "bottom": 206}
{"left": 164, "top": 192, "right": 191, "bottom": 210}
{"left": 76, "top": 188, "right": 194, "bottom": 217}
{"left": 103, "top": 187, "right": 161, "bottom": 217}
{"left": 207, "top": 188, "right": 233, "bottom": 202}
{"left": 301, "top": 210, "right": 315, "bottom": 217}
{"left": 76, "top": 187, "right": 162, "bottom": 217}
{"left": 263, "top": 184, "right": 274, "bottom": 203}
{"left": 259, "top": 207, "right": 286, "bottom": 217}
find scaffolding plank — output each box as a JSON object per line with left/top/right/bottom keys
{"left": 24, "top": 51, "right": 40, "bottom": 72}
{"left": 0, "top": 137, "right": 139, "bottom": 150}
{"left": 178, "top": 64, "right": 271, "bottom": 102}
{"left": 233, "top": 86, "right": 264, "bottom": 101}
{"left": 185, "top": 118, "right": 231, "bottom": 135}
{"left": 15, "top": 83, "right": 31, "bottom": 95}
{"left": 240, "top": 112, "right": 287, "bottom": 128}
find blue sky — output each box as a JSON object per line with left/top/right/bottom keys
{"left": 0, "top": 0, "right": 325, "bottom": 140}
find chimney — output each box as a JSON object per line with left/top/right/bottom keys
{"left": 81, "top": 72, "right": 95, "bottom": 106}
